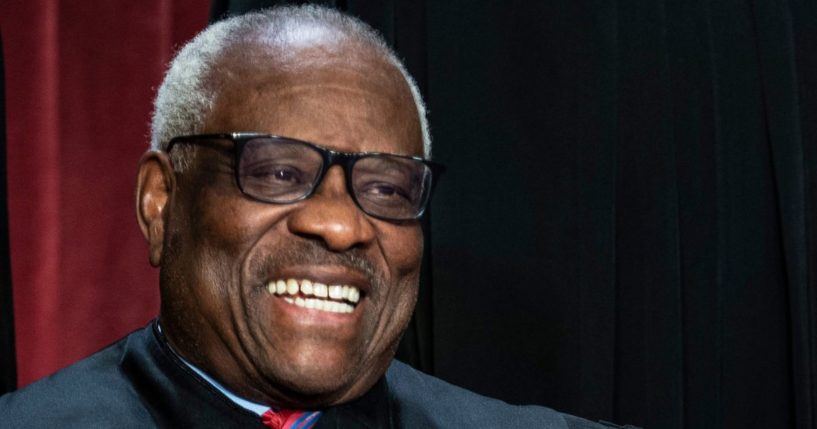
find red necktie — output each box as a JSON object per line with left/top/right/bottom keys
{"left": 261, "top": 408, "right": 320, "bottom": 429}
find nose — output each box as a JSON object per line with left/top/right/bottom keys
{"left": 286, "top": 166, "right": 376, "bottom": 251}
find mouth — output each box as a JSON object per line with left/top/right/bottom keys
{"left": 266, "top": 279, "right": 362, "bottom": 314}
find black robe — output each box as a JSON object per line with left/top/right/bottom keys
{"left": 0, "top": 322, "right": 629, "bottom": 428}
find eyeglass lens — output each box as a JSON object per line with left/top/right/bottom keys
{"left": 237, "top": 137, "right": 431, "bottom": 219}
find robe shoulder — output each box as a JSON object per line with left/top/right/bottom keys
{"left": 385, "top": 360, "right": 635, "bottom": 429}
{"left": 0, "top": 330, "right": 153, "bottom": 427}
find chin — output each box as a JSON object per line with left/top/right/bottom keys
{"left": 272, "top": 352, "right": 382, "bottom": 407}
{"left": 263, "top": 352, "right": 366, "bottom": 403}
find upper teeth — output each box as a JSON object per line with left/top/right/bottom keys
{"left": 266, "top": 278, "right": 361, "bottom": 314}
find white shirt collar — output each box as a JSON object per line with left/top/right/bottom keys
{"left": 179, "top": 355, "right": 270, "bottom": 416}
{"left": 158, "top": 322, "right": 270, "bottom": 416}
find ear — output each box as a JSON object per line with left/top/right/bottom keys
{"left": 135, "top": 150, "right": 175, "bottom": 267}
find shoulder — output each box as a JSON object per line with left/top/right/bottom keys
{"left": 0, "top": 326, "right": 155, "bottom": 428}
{"left": 384, "top": 360, "right": 635, "bottom": 429}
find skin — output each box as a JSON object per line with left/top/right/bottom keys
{"left": 135, "top": 41, "right": 424, "bottom": 408}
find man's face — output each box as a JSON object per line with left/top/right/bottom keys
{"left": 139, "top": 45, "right": 424, "bottom": 407}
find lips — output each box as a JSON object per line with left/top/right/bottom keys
{"left": 266, "top": 278, "right": 362, "bottom": 314}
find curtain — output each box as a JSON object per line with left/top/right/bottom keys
{"left": 0, "top": 0, "right": 209, "bottom": 388}
{"left": 428, "top": 1, "right": 815, "bottom": 428}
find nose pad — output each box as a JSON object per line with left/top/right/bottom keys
{"left": 286, "top": 166, "right": 375, "bottom": 251}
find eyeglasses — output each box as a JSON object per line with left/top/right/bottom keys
{"left": 167, "top": 133, "right": 444, "bottom": 221}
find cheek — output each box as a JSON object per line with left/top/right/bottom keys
{"left": 378, "top": 224, "right": 424, "bottom": 276}
{"left": 172, "top": 180, "right": 282, "bottom": 302}
{"left": 188, "top": 181, "right": 286, "bottom": 256}
{"left": 376, "top": 224, "right": 423, "bottom": 330}
{"left": 191, "top": 190, "right": 252, "bottom": 248}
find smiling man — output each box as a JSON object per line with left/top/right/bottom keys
{"left": 1, "top": 5, "right": 631, "bottom": 429}
{"left": 143, "top": 7, "right": 430, "bottom": 411}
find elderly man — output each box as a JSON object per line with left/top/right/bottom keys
{"left": 1, "top": 5, "right": 631, "bottom": 429}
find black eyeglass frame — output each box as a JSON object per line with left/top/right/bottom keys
{"left": 166, "top": 132, "right": 445, "bottom": 221}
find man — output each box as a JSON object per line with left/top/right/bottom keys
{"left": 1, "top": 6, "right": 633, "bottom": 428}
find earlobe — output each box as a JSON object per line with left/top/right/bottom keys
{"left": 135, "top": 151, "right": 175, "bottom": 267}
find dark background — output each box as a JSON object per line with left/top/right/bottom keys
{"left": 4, "top": 1, "right": 817, "bottom": 428}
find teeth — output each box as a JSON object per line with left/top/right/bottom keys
{"left": 267, "top": 278, "right": 361, "bottom": 314}
{"left": 314, "top": 283, "right": 328, "bottom": 298}
{"left": 290, "top": 297, "right": 353, "bottom": 313}
{"left": 286, "top": 279, "right": 299, "bottom": 295}
{"left": 328, "top": 285, "right": 343, "bottom": 299}
{"left": 301, "top": 279, "right": 313, "bottom": 295}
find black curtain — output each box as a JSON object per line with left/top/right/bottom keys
{"left": 0, "top": 32, "right": 17, "bottom": 396}
{"left": 209, "top": 2, "right": 816, "bottom": 428}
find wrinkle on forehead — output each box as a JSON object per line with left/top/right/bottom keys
{"left": 209, "top": 81, "right": 421, "bottom": 156}
{"left": 202, "top": 42, "right": 423, "bottom": 155}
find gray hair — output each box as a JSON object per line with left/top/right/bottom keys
{"left": 150, "top": 5, "right": 431, "bottom": 170}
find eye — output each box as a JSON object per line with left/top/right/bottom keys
{"left": 359, "top": 181, "right": 411, "bottom": 200}
{"left": 250, "top": 165, "right": 305, "bottom": 184}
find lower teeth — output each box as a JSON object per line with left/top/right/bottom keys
{"left": 282, "top": 296, "right": 354, "bottom": 314}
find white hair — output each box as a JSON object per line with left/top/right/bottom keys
{"left": 150, "top": 4, "right": 431, "bottom": 169}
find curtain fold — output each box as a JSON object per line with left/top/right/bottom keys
{"left": 614, "top": 1, "right": 683, "bottom": 427}
{"left": 789, "top": 1, "right": 817, "bottom": 426}
{"left": 0, "top": 31, "right": 17, "bottom": 396}
{"left": 750, "top": 1, "right": 815, "bottom": 427}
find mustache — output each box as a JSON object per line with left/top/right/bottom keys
{"left": 249, "top": 240, "right": 381, "bottom": 284}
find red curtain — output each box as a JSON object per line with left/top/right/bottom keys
{"left": 0, "top": 0, "right": 209, "bottom": 387}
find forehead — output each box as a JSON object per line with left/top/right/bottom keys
{"left": 203, "top": 43, "right": 423, "bottom": 156}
